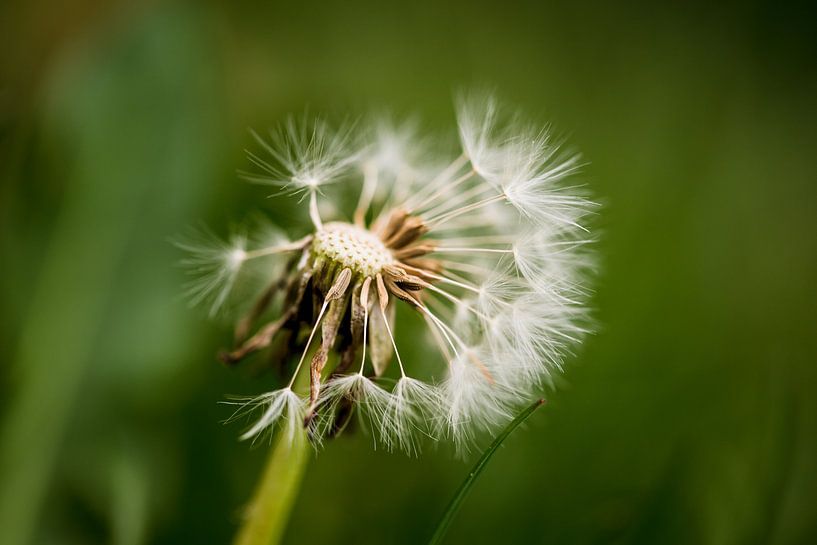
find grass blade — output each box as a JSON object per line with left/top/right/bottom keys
{"left": 428, "top": 398, "right": 546, "bottom": 545}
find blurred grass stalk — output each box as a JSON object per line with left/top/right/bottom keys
{"left": 0, "top": 140, "right": 147, "bottom": 542}
{"left": 0, "top": 86, "right": 156, "bottom": 544}
{"left": 0, "top": 8, "right": 221, "bottom": 543}
{"left": 233, "top": 431, "right": 310, "bottom": 545}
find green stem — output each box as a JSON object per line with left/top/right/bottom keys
{"left": 233, "top": 431, "right": 311, "bottom": 545}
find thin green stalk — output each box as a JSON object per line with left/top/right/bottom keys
{"left": 233, "top": 431, "right": 311, "bottom": 545}
{"left": 429, "top": 399, "right": 546, "bottom": 545}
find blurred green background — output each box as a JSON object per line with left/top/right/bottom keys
{"left": 2, "top": 1, "right": 816, "bottom": 544}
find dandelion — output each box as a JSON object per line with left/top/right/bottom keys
{"left": 181, "top": 95, "right": 595, "bottom": 453}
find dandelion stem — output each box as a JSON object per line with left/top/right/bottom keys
{"left": 232, "top": 428, "right": 310, "bottom": 545}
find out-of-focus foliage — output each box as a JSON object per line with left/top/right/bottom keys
{"left": 1, "top": 1, "right": 815, "bottom": 544}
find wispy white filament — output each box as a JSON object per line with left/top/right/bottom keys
{"left": 244, "top": 117, "right": 358, "bottom": 194}
{"left": 382, "top": 377, "right": 442, "bottom": 455}
{"left": 176, "top": 229, "right": 248, "bottom": 317}
{"left": 235, "top": 388, "right": 305, "bottom": 444}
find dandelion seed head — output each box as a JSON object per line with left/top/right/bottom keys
{"left": 181, "top": 93, "right": 596, "bottom": 453}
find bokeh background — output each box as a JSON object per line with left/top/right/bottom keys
{"left": 2, "top": 1, "right": 816, "bottom": 544}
